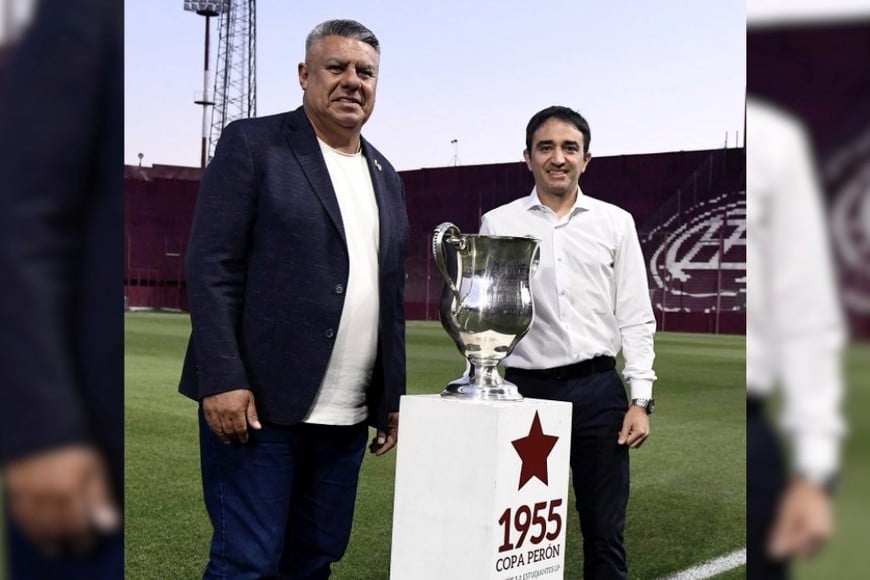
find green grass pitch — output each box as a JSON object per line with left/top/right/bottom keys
{"left": 125, "top": 312, "right": 745, "bottom": 579}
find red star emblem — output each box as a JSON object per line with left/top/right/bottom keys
{"left": 511, "top": 411, "right": 559, "bottom": 490}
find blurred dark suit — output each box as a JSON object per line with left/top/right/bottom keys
{"left": 0, "top": 0, "right": 123, "bottom": 577}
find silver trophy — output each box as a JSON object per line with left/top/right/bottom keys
{"left": 432, "top": 222, "right": 540, "bottom": 400}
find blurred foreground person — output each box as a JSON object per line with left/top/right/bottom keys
{"left": 747, "top": 97, "right": 846, "bottom": 579}
{"left": 0, "top": 0, "right": 123, "bottom": 578}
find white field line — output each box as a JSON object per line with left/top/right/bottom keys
{"left": 656, "top": 547, "right": 747, "bottom": 580}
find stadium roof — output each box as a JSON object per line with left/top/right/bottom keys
{"left": 124, "top": 164, "right": 203, "bottom": 182}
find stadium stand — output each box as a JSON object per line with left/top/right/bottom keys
{"left": 124, "top": 164, "right": 201, "bottom": 311}
{"left": 749, "top": 20, "right": 870, "bottom": 338}
{"left": 124, "top": 147, "right": 746, "bottom": 333}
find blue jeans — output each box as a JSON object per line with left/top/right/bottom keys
{"left": 505, "top": 368, "right": 630, "bottom": 580}
{"left": 198, "top": 408, "right": 368, "bottom": 579}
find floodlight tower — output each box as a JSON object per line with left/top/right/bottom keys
{"left": 451, "top": 139, "right": 461, "bottom": 166}
{"left": 183, "top": 0, "right": 227, "bottom": 168}
{"left": 208, "top": 0, "right": 257, "bottom": 163}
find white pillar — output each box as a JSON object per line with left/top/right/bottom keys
{"left": 390, "top": 395, "right": 572, "bottom": 580}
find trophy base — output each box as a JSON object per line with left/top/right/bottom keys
{"left": 440, "top": 375, "right": 523, "bottom": 401}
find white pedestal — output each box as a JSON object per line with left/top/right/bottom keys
{"left": 390, "top": 395, "right": 572, "bottom": 580}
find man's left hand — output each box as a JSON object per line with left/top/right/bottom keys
{"left": 768, "top": 477, "right": 834, "bottom": 560}
{"left": 371, "top": 412, "right": 399, "bottom": 456}
{"left": 618, "top": 405, "right": 650, "bottom": 448}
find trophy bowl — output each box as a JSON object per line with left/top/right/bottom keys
{"left": 432, "top": 222, "right": 540, "bottom": 401}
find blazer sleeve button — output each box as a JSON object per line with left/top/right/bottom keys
{"left": 335, "top": 284, "right": 344, "bottom": 294}
{"left": 325, "top": 328, "right": 335, "bottom": 338}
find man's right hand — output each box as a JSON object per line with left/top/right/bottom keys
{"left": 2, "top": 445, "right": 121, "bottom": 550}
{"left": 203, "top": 389, "right": 262, "bottom": 444}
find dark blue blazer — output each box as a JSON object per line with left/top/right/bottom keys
{"left": 179, "top": 107, "right": 408, "bottom": 430}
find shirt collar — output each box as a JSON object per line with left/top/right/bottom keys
{"left": 524, "top": 186, "right": 593, "bottom": 215}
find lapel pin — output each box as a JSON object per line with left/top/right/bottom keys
{"left": 373, "top": 159, "right": 382, "bottom": 172}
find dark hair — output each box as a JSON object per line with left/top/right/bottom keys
{"left": 525, "top": 106, "right": 591, "bottom": 153}
{"left": 306, "top": 19, "right": 380, "bottom": 54}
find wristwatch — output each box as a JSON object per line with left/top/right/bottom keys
{"left": 631, "top": 398, "right": 655, "bottom": 414}
{"left": 797, "top": 470, "right": 840, "bottom": 495}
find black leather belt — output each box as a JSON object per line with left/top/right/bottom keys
{"left": 508, "top": 356, "right": 616, "bottom": 380}
{"left": 747, "top": 394, "right": 766, "bottom": 415}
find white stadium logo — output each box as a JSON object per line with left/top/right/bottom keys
{"left": 829, "top": 154, "right": 870, "bottom": 314}
{"left": 646, "top": 193, "right": 747, "bottom": 313}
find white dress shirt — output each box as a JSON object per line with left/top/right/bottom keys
{"left": 747, "top": 98, "right": 846, "bottom": 481}
{"left": 304, "top": 139, "right": 380, "bottom": 425}
{"left": 480, "top": 187, "right": 657, "bottom": 399}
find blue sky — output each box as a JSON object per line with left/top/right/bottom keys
{"left": 125, "top": 1, "right": 745, "bottom": 171}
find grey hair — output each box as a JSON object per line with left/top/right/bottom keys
{"left": 305, "top": 19, "right": 380, "bottom": 54}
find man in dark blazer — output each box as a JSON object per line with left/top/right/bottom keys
{"left": 0, "top": 1, "right": 123, "bottom": 578}
{"left": 179, "top": 19, "right": 408, "bottom": 578}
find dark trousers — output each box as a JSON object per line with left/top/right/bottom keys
{"left": 3, "top": 515, "right": 123, "bottom": 580}
{"left": 747, "top": 397, "right": 789, "bottom": 580}
{"left": 505, "top": 368, "right": 630, "bottom": 580}
{"left": 198, "top": 408, "right": 368, "bottom": 580}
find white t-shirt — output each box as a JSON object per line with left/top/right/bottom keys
{"left": 304, "top": 139, "right": 380, "bottom": 425}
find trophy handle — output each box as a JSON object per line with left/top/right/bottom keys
{"left": 432, "top": 222, "right": 463, "bottom": 300}
{"left": 530, "top": 244, "right": 541, "bottom": 277}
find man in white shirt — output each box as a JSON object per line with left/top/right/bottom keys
{"left": 480, "top": 106, "right": 656, "bottom": 580}
{"left": 746, "top": 97, "right": 845, "bottom": 579}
